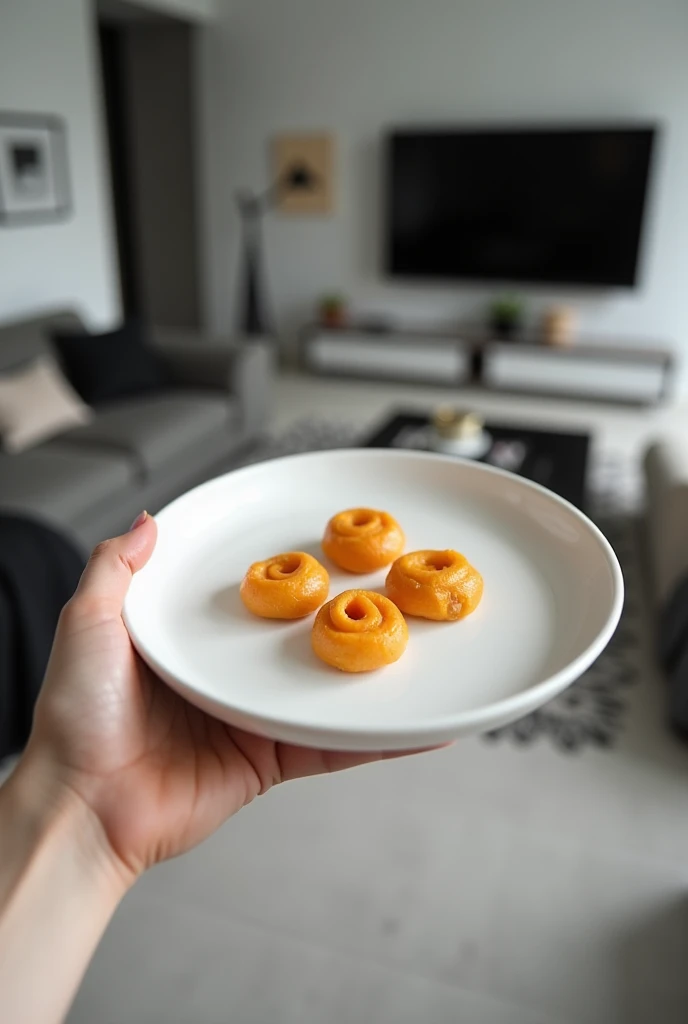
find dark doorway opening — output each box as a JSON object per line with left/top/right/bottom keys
{"left": 99, "top": 22, "right": 140, "bottom": 318}
{"left": 97, "top": 2, "right": 202, "bottom": 329}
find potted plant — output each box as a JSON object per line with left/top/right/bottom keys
{"left": 489, "top": 295, "right": 525, "bottom": 341}
{"left": 319, "top": 293, "right": 348, "bottom": 329}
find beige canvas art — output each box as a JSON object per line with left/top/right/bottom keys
{"left": 273, "top": 133, "right": 335, "bottom": 215}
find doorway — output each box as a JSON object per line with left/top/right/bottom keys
{"left": 97, "top": 0, "right": 202, "bottom": 328}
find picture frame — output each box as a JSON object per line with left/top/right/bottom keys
{"left": 273, "top": 133, "right": 335, "bottom": 215}
{"left": 0, "top": 112, "right": 71, "bottom": 226}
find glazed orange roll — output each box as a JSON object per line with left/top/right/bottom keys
{"left": 386, "top": 550, "right": 483, "bottom": 621}
{"left": 240, "top": 551, "right": 329, "bottom": 619}
{"left": 311, "top": 590, "right": 408, "bottom": 672}
{"left": 322, "top": 508, "right": 405, "bottom": 573}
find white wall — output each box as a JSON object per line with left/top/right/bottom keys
{"left": 202, "top": 0, "right": 687, "bottom": 384}
{"left": 0, "top": 0, "right": 120, "bottom": 329}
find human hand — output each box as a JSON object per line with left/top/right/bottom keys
{"left": 20, "top": 513, "right": 413, "bottom": 886}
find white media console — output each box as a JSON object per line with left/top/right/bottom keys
{"left": 302, "top": 327, "right": 674, "bottom": 406}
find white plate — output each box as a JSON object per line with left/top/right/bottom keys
{"left": 124, "top": 449, "right": 623, "bottom": 752}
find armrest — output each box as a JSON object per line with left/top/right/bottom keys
{"left": 644, "top": 438, "right": 688, "bottom": 606}
{"left": 151, "top": 327, "right": 238, "bottom": 389}
{"left": 151, "top": 328, "right": 275, "bottom": 438}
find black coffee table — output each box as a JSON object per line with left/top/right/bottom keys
{"left": 364, "top": 411, "right": 591, "bottom": 510}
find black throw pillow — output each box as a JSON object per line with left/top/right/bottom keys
{"left": 52, "top": 321, "right": 168, "bottom": 405}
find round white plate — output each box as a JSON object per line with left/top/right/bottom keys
{"left": 124, "top": 449, "right": 623, "bottom": 752}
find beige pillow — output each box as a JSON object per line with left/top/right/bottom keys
{"left": 0, "top": 356, "right": 93, "bottom": 454}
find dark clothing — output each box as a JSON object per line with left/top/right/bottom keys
{"left": 660, "top": 575, "right": 688, "bottom": 735}
{"left": 0, "top": 514, "right": 83, "bottom": 759}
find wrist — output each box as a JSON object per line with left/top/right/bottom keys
{"left": 0, "top": 754, "right": 131, "bottom": 1024}
{"left": 2, "top": 752, "right": 135, "bottom": 905}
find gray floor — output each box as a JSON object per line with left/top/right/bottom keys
{"left": 69, "top": 376, "right": 688, "bottom": 1024}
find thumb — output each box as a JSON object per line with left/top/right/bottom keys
{"left": 74, "top": 511, "right": 158, "bottom": 614}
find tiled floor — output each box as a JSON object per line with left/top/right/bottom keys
{"left": 69, "top": 375, "right": 688, "bottom": 1024}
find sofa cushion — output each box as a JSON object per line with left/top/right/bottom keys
{"left": 0, "top": 356, "right": 93, "bottom": 453}
{"left": 56, "top": 392, "right": 237, "bottom": 476}
{"left": 53, "top": 321, "right": 169, "bottom": 405}
{"left": 0, "top": 444, "right": 134, "bottom": 523}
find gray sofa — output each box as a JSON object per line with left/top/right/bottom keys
{"left": 0, "top": 310, "right": 273, "bottom": 551}
{"left": 644, "top": 437, "right": 688, "bottom": 607}
{"left": 644, "top": 437, "right": 688, "bottom": 733}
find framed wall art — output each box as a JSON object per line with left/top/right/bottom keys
{"left": 0, "top": 112, "right": 71, "bottom": 226}
{"left": 272, "top": 133, "right": 335, "bottom": 215}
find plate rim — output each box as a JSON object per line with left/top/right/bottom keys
{"left": 124, "top": 448, "right": 624, "bottom": 745}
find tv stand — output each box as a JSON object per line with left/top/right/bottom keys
{"left": 300, "top": 324, "right": 675, "bottom": 406}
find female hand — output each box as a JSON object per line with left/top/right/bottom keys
{"left": 23, "top": 512, "right": 405, "bottom": 885}
{"left": 1, "top": 513, "right": 436, "bottom": 1024}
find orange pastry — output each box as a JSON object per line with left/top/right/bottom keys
{"left": 386, "top": 550, "right": 483, "bottom": 621}
{"left": 240, "top": 551, "right": 329, "bottom": 620}
{"left": 322, "top": 508, "right": 405, "bottom": 573}
{"left": 311, "top": 590, "right": 408, "bottom": 673}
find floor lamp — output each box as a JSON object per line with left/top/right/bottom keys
{"left": 235, "top": 163, "right": 319, "bottom": 338}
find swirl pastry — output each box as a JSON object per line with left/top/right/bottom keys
{"left": 386, "top": 550, "right": 483, "bottom": 621}
{"left": 240, "top": 551, "right": 329, "bottom": 619}
{"left": 322, "top": 508, "right": 405, "bottom": 573}
{"left": 311, "top": 589, "right": 408, "bottom": 672}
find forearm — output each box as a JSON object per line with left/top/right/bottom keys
{"left": 0, "top": 756, "right": 130, "bottom": 1024}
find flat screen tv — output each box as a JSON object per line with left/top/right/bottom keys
{"left": 386, "top": 125, "right": 657, "bottom": 287}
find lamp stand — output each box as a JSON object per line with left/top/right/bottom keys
{"left": 236, "top": 191, "right": 272, "bottom": 338}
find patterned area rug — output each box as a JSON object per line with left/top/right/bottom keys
{"left": 235, "top": 419, "right": 642, "bottom": 754}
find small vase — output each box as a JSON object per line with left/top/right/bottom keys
{"left": 543, "top": 308, "right": 575, "bottom": 347}
{"left": 491, "top": 317, "right": 521, "bottom": 341}
{"left": 321, "top": 308, "right": 347, "bottom": 329}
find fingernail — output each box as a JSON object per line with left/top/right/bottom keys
{"left": 129, "top": 510, "right": 148, "bottom": 531}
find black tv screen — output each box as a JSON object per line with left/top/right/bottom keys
{"left": 386, "top": 126, "right": 656, "bottom": 287}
